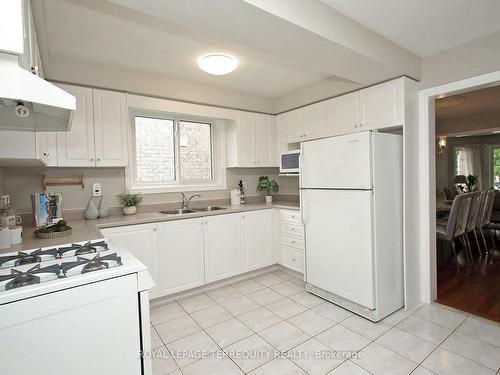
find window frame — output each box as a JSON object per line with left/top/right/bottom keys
{"left": 489, "top": 144, "right": 500, "bottom": 190}
{"left": 126, "top": 109, "right": 226, "bottom": 194}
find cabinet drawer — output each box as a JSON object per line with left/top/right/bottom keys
{"left": 281, "top": 247, "right": 304, "bottom": 272}
{"left": 281, "top": 222, "right": 303, "bottom": 236}
{"left": 281, "top": 234, "right": 303, "bottom": 251}
{"left": 280, "top": 210, "right": 301, "bottom": 224}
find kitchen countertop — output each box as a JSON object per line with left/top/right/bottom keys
{"left": 3, "top": 201, "right": 299, "bottom": 253}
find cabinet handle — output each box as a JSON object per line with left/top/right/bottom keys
{"left": 97, "top": 158, "right": 101, "bottom": 161}
{"left": 153, "top": 227, "right": 157, "bottom": 232}
{"left": 291, "top": 240, "right": 296, "bottom": 244}
{"left": 90, "top": 158, "right": 94, "bottom": 161}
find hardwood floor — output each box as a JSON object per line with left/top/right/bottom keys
{"left": 436, "top": 247, "right": 500, "bottom": 322}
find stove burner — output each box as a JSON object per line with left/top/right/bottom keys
{"left": 0, "top": 248, "right": 59, "bottom": 269}
{"left": 0, "top": 264, "right": 62, "bottom": 290}
{"left": 60, "top": 253, "right": 122, "bottom": 276}
{"left": 58, "top": 241, "right": 109, "bottom": 257}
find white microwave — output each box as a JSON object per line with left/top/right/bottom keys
{"left": 280, "top": 149, "right": 300, "bottom": 174}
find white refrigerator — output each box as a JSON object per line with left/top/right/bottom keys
{"left": 300, "top": 131, "right": 403, "bottom": 321}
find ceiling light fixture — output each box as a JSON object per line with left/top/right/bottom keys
{"left": 197, "top": 53, "right": 238, "bottom": 75}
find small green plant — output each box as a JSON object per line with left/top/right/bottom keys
{"left": 465, "top": 174, "right": 479, "bottom": 192}
{"left": 256, "top": 176, "right": 279, "bottom": 196}
{"left": 117, "top": 193, "right": 143, "bottom": 207}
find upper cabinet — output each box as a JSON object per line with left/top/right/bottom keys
{"left": 55, "top": 84, "right": 128, "bottom": 167}
{"left": 92, "top": 89, "right": 128, "bottom": 167}
{"left": 226, "top": 111, "right": 277, "bottom": 167}
{"left": 281, "top": 77, "right": 408, "bottom": 144}
{"left": 359, "top": 79, "right": 404, "bottom": 130}
{"left": 324, "top": 92, "right": 360, "bottom": 137}
{"left": 56, "top": 84, "right": 95, "bottom": 167}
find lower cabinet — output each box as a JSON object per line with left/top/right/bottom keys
{"left": 242, "top": 210, "right": 273, "bottom": 271}
{"left": 101, "top": 223, "right": 161, "bottom": 298}
{"left": 102, "top": 210, "right": 273, "bottom": 300}
{"left": 204, "top": 214, "right": 242, "bottom": 283}
{"left": 157, "top": 218, "right": 205, "bottom": 296}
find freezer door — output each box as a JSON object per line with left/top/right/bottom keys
{"left": 301, "top": 132, "right": 372, "bottom": 189}
{"left": 303, "top": 189, "right": 375, "bottom": 309}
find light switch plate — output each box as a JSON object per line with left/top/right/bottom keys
{"left": 92, "top": 182, "right": 102, "bottom": 197}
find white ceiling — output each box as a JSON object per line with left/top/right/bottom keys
{"left": 33, "top": 0, "right": 423, "bottom": 104}
{"left": 40, "top": 0, "right": 332, "bottom": 99}
{"left": 320, "top": 0, "right": 500, "bottom": 57}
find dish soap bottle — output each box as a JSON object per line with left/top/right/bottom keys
{"left": 238, "top": 180, "right": 245, "bottom": 204}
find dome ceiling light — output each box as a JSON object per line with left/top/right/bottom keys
{"left": 197, "top": 53, "right": 238, "bottom": 75}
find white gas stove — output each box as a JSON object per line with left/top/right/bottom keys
{"left": 0, "top": 239, "right": 154, "bottom": 375}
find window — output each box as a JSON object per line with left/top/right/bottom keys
{"left": 492, "top": 146, "right": 500, "bottom": 190}
{"left": 454, "top": 148, "right": 468, "bottom": 176}
{"left": 130, "top": 113, "right": 225, "bottom": 193}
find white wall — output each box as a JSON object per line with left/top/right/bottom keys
{"left": 421, "top": 31, "right": 500, "bottom": 89}
{"left": 2, "top": 166, "right": 299, "bottom": 214}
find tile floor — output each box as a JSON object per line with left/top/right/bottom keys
{"left": 149, "top": 270, "right": 500, "bottom": 375}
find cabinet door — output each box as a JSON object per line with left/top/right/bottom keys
{"left": 157, "top": 219, "right": 205, "bottom": 295}
{"left": 360, "top": 79, "right": 403, "bottom": 130}
{"left": 324, "top": 92, "right": 360, "bottom": 136}
{"left": 204, "top": 214, "right": 241, "bottom": 283}
{"left": 36, "top": 132, "right": 58, "bottom": 166}
{"left": 302, "top": 102, "right": 326, "bottom": 140}
{"left": 237, "top": 112, "right": 256, "bottom": 167}
{"left": 93, "top": 89, "right": 129, "bottom": 167}
{"left": 285, "top": 109, "right": 304, "bottom": 143}
{"left": 101, "top": 223, "right": 160, "bottom": 299}
{"left": 0, "top": 0, "right": 24, "bottom": 54}
{"left": 241, "top": 210, "right": 273, "bottom": 271}
{"left": 275, "top": 114, "right": 288, "bottom": 165}
{"left": 254, "top": 114, "right": 276, "bottom": 167}
{"left": 56, "top": 84, "right": 96, "bottom": 167}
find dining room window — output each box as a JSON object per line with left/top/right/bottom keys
{"left": 491, "top": 146, "right": 500, "bottom": 190}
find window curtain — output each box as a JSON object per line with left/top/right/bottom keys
{"left": 459, "top": 145, "right": 485, "bottom": 190}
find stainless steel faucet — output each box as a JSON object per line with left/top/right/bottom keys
{"left": 180, "top": 192, "right": 200, "bottom": 209}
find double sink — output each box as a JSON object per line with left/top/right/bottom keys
{"left": 159, "top": 206, "right": 226, "bottom": 215}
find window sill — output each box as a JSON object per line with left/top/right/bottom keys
{"left": 128, "top": 183, "right": 228, "bottom": 194}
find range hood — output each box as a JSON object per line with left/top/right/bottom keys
{"left": 0, "top": 53, "right": 75, "bottom": 131}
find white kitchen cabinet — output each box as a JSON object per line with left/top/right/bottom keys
{"left": 360, "top": 79, "right": 404, "bottom": 130}
{"left": 56, "top": 84, "right": 128, "bottom": 167}
{"left": 241, "top": 210, "right": 273, "bottom": 272}
{"left": 226, "top": 112, "right": 277, "bottom": 167}
{"left": 284, "top": 109, "right": 303, "bottom": 143}
{"left": 56, "top": 84, "right": 96, "bottom": 167}
{"left": 324, "top": 92, "right": 360, "bottom": 136}
{"left": 0, "top": 130, "right": 36, "bottom": 160}
{"left": 204, "top": 214, "right": 241, "bottom": 283}
{"left": 0, "top": 0, "right": 24, "bottom": 55}
{"left": 93, "top": 89, "right": 128, "bottom": 167}
{"left": 101, "top": 223, "right": 160, "bottom": 298}
{"left": 36, "top": 132, "right": 58, "bottom": 166}
{"left": 302, "top": 102, "right": 326, "bottom": 140}
{"left": 278, "top": 209, "right": 304, "bottom": 273}
{"left": 157, "top": 219, "right": 205, "bottom": 296}
{"left": 254, "top": 113, "right": 276, "bottom": 166}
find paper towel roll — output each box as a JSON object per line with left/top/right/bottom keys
{"left": 230, "top": 190, "right": 241, "bottom": 206}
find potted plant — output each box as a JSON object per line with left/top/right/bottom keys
{"left": 257, "top": 176, "right": 279, "bottom": 203}
{"left": 117, "top": 193, "right": 143, "bottom": 215}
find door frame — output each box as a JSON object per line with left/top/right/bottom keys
{"left": 418, "top": 70, "right": 500, "bottom": 303}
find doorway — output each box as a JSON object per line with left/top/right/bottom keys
{"left": 419, "top": 71, "right": 500, "bottom": 322}
{"left": 434, "top": 87, "right": 500, "bottom": 320}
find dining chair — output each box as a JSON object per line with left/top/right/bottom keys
{"left": 478, "top": 190, "right": 496, "bottom": 255}
{"left": 436, "top": 193, "right": 472, "bottom": 270}
{"left": 464, "top": 191, "right": 482, "bottom": 260}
